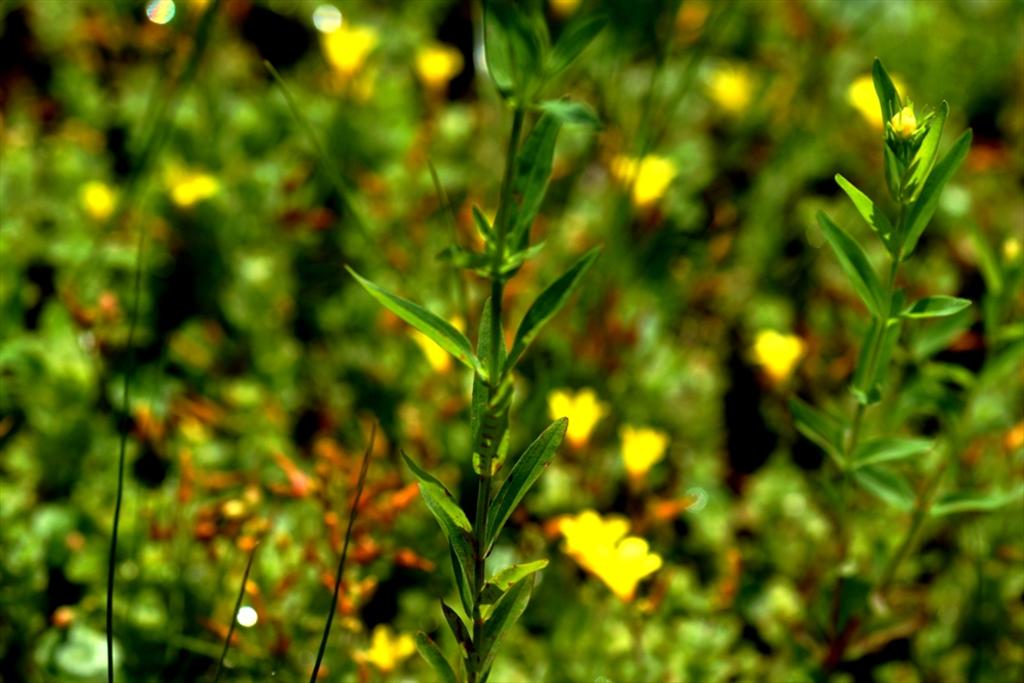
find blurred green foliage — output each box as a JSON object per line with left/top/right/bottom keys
{"left": 0, "top": 1, "right": 1021, "bottom": 681}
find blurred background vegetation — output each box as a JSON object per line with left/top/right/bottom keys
{"left": 1, "top": 0, "right": 1022, "bottom": 681}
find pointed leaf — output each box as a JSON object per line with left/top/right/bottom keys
{"left": 479, "top": 575, "right": 532, "bottom": 675}
{"left": 883, "top": 143, "right": 902, "bottom": 202}
{"left": 852, "top": 437, "right": 933, "bottom": 469}
{"left": 536, "top": 99, "right": 600, "bottom": 127}
{"left": 348, "top": 267, "right": 485, "bottom": 377}
{"left": 400, "top": 451, "right": 476, "bottom": 596}
{"left": 930, "top": 486, "right": 1024, "bottom": 517}
{"left": 504, "top": 247, "right": 600, "bottom": 373}
{"left": 483, "top": 0, "right": 544, "bottom": 100}
{"left": 441, "top": 601, "right": 471, "bottom": 651}
{"left": 481, "top": 560, "right": 549, "bottom": 605}
{"left": 901, "top": 129, "right": 972, "bottom": 257}
{"left": 817, "top": 211, "right": 886, "bottom": 317}
{"left": 790, "top": 398, "right": 846, "bottom": 468}
{"left": 450, "top": 546, "right": 473, "bottom": 617}
{"left": 872, "top": 58, "right": 902, "bottom": 124}
{"left": 415, "top": 632, "right": 458, "bottom": 683}
{"left": 485, "top": 419, "right": 568, "bottom": 552}
{"left": 853, "top": 466, "right": 915, "bottom": 511}
{"left": 546, "top": 13, "right": 606, "bottom": 78}
{"left": 472, "top": 205, "right": 495, "bottom": 243}
{"left": 902, "top": 295, "right": 971, "bottom": 319}
{"left": 904, "top": 101, "right": 948, "bottom": 201}
{"left": 835, "top": 174, "right": 893, "bottom": 248}
{"left": 507, "top": 112, "right": 563, "bottom": 252}
{"left": 437, "top": 245, "right": 492, "bottom": 271}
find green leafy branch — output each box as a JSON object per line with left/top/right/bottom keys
{"left": 347, "top": 3, "right": 605, "bottom": 681}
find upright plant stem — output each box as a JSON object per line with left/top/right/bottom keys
{"left": 213, "top": 542, "right": 260, "bottom": 683}
{"left": 105, "top": 5, "right": 220, "bottom": 681}
{"left": 310, "top": 423, "right": 376, "bottom": 683}
{"left": 467, "top": 105, "right": 524, "bottom": 683}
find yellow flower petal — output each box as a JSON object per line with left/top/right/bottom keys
{"left": 80, "top": 181, "right": 116, "bottom": 221}
{"left": 548, "top": 388, "right": 608, "bottom": 447}
{"left": 620, "top": 425, "right": 669, "bottom": 480}
{"left": 415, "top": 43, "right": 463, "bottom": 91}
{"left": 848, "top": 73, "right": 906, "bottom": 129}
{"left": 559, "top": 510, "right": 662, "bottom": 602}
{"left": 322, "top": 24, "right": 378, "bottom": 78}
{"left": 708, "top": 64, "right": 752, "bottom": 115}
{"left": 752, "top": 330, "right": 805, "bottom": 383}
{"left": 170, "top": 171, "right": 219, "bottom": 208}
{"left": 889, "top": 104, "right": 918, "bottom": 139}
{"left": 610, "top": 154, "right": 677, "bottom": 208}
{"left": 355, "top": 625, "right": 416, "bottom": 673}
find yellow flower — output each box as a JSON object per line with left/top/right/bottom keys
{"left": 1003, "top": 237, "right": 1021, "bottom": 262}
{"left": 548, "top": 388, "right": 608, "bottom": 448}
{"left": 752, "top": 330, "right": 805, "bottom": 383}
{"left": 549, "top": 0, "right": 581, "bottom": 19}
{"left": 168, "top": 170, "right": 219, "bottom": 208}
{"left": 609, "top": 154, "right": 678, "bottom": 208}
{"left": 354, "top": 625, "right": 416, "bottom": 673}
{"left": 708, "top": 64, "right": 752, "bottom": 115}
{"left": 889, "top": 104, "right": 918, "bottom": 139}
{"left": 848, "top": 73, "right": 906, "bottom": 129}
{"left": 620, "top": 425, "right": 669, "bottom": 481}
{"left": 559, "top": 510, "right": 663, "bottom": 601}
{"left": 322, "top": 23, "right": 378, "bottom": 79}
{"left": 80, "top": 181, "right": 116, "bottom": 221}
{"left": 416, "top": 43, "right": 463, "bottom": 91}
{"left": 411, "top": 315, "right": 465, "bottom": 372}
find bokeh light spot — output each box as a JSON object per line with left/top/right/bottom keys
{"left": 313, "top": 5, "right": 342, "bottom": 33}
{"left": 145, "top": 0, "right": 176, "bottom": 25}
{"left": 236, "top": 606, "right": 258, "bottom": 627}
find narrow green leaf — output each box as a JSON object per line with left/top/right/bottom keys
{"left": 909, "top": 307, "right": 972, "bottom": 360}
{"left": 472, "top": 205, "right": 495, "bottom": 243}
{"left": 415, "top": 632, "right": 458, "bottom": 683}
{"left": 872, "top": 58, "right": 902, "bottom": 124}
{"left": 853, "top": 466, "right": 915, "bottom": 511}
{"left": 852, "top": 437, "right": 933, "bottom": 469}
{"left": 904, "top": 101, "right": 948, "bottom": 201}
{"left": 485, "top": 419, "right": 568, "bottom": 552}
{"left": 479, "top": 575, "right": 532, "bottom": 675}
{"left": 441, "top": 601, "right": 471, "bottom": 651}
{"left": 481, "top": 560, "right": 549, "bottom": 605}
{"left": 483, "top": 0, "right": 544, "bottom": 100}
{"left": 501, "top": 241, "right": 547, "bottom": 276}
{"left": 790, "top": 398, "right": 846, "bottom": 468}
{"left": 347, "top": 266, "right": 485, "bottom": 378}
{"left": 400, "top": 451, "right": 476, "bottom": 597}
{"left": 437, "top": 245, "right": 492, "bottom": 271}
{"left": 506, "top": 113, "right": 563, "bottom": 252}
{"left": 472, "top": 297, "right": 511, "bottom": 475}
{"left": 835, "top": 174, "right": 893, "bottom": 248}
{"left": 901, "top": 129, "right": 972, "bottom": 257}
{"left": 851, "top": 318, "right": 883, "bottom": 406}
{"left": 504, "top": 247, "right": 600, "bottom": 373}
{"left": 902, "top": 295, "right": 972, "bottom": 319}
{"left": 883, "top": 144, "right": 902, "bottom": 202}
{"left": 930, "top": 486, "right": 1024, "bottom": 517}
{"left": 536, "top": 99, "right": 600, "bottom": 127}
{"left": 450, "top": 546, "right": 473, "bottom": 618}
{"left": 545, "top": 13, "right": 606, "bottom": 78}
{"left": 817, "top": 211, "right": 886, "bottom": 317}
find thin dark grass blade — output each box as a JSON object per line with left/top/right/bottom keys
{"left": 263, "top": 59, "right": 371, "bottom": 245}
{"left": 213, "top": 541, "right": 261, "bottom": 683}
{"left": 105, "top": 6, "right": 221, "bottom": 681}
{"left": 309, "top": 423, "right": 377, "bottom": 683}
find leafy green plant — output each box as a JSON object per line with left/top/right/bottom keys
{"left": 789, "top": 59, "right": 1019, "bottom": 667}
{"left": 347, "top": 3, "right": 604, "bottom": 680}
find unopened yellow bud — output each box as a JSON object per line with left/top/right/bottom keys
{"left": 889, "top": 105, "right": 918, "bottom": 138}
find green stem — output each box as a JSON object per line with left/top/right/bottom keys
{"left": 468, "top": 106, "right": 525, "bottom": 683}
